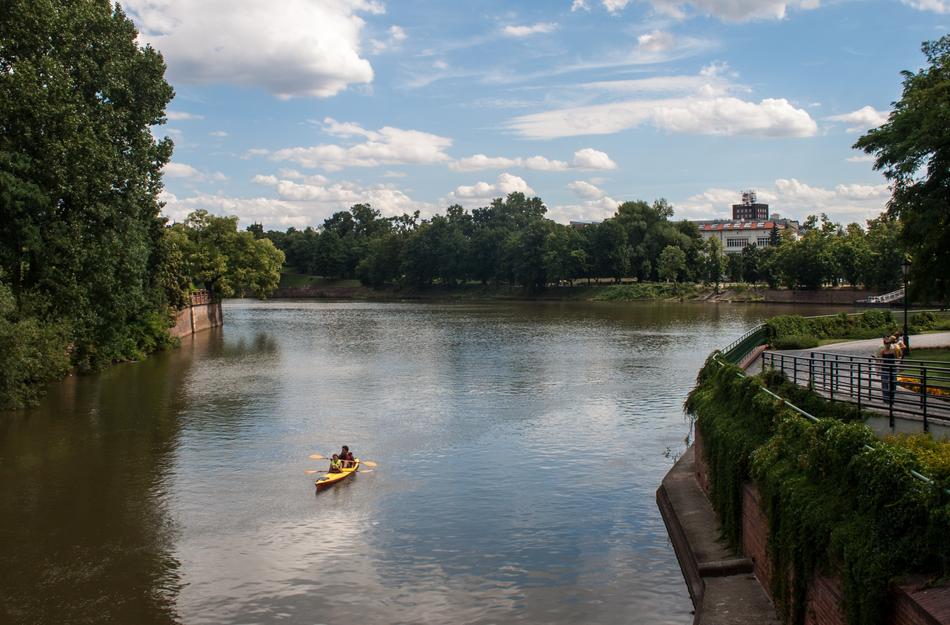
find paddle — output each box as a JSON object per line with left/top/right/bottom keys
{"left": 308, "top": 453, "right": 378, "bottom": 469}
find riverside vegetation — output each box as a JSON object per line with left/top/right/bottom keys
{"left": 765, "top": 310, "right": 950, "bottom": 350}
{"left": 0, "top": 3, "right": 283, "bottom": 408}
{"left": 686, "top": 359, "right": 950, "bottom": 625}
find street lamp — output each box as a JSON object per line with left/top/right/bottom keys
{"left": 902, "top": 258, "right": 911, "bottom": 356}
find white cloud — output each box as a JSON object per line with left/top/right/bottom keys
{"left": 637, "top": 30, "right": 676, "bottom": 52}
{"left": 209, "top": 130, "right": 229, "bottom": 137}
{"left": 161, "top": 173, "right": 434, "bottom": 229}
{"left": 571, "top": 0, "right": 591, "bottom": 11}
{"left": 250, "top": 119, "right": 453, "bottom": 170}
{"left": 503, "top": 22, "right": 559, "bottom": 37}
{"left": 371, "top": 24, "right": 408, "bottom": 53}
{"left": 550, "top": 181, "right": 619, "bottom": 222}
{"left": 603, "top": 0, "right": 632, "bottom": 12}
{"left": 166, "top": 111, "right": 204, "bottom": 121}
{"left": 444, "top": 173, "right": 535, "bottom": 206}
{"left": 164, "top": 162, "right": 228, "bottom": 183}
{"left": 587, "top": 0, "right": 819, "bottom": 21}
{"left": 826, "top": 105, "right": 889, "bottom": 132}
{"left": 901, "top": 0, "right": 950, "bottom": 12}
{"left": 579, "top": 64, "right": 738, "bottom": 97}
{"left": 160, "top": 191, "right": 311, "bottom": 228}
{"left": 508, "top": 96, "right": 817, "bottom": 139}
{"left": 572, "top": 148, "right": 617, "bottom": 169}
{"left": 451, "top": 155, "right": 524, "bottom": 171}
{"left": 674, "top": 178, "right": 890, "bottom": 223}
{"left": 125, "top": 0, "right": 380, "bottom": 99}
{"left": 568, "top": 180, "right": 606, "bottom": 199}
{"left": 525, "top": 156, "right": 571, "bottom": 171}
{"left": 449, "top": 148, "right": 615, "bottom": 171}
{"left": 846, "top": 154, "right": 875, "bottom": 163}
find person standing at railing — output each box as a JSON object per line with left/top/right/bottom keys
{"left": 879, "top": 336, "right": 899, "bottom": 403}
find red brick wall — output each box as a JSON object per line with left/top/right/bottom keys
{"left": 803, "top": 573, "right": 846, "bottom": 625}
{"left": 694, "top": 440, "right": 950, "bottom": 625}
{"left": 693, "top": 427, "right": 711, "bottom": 496}
{"left": 741, "top": 484, "right": 773, "bottom": 591}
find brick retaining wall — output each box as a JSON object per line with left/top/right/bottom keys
{"left": 691, "top": 431, "right": 949, "bottom": 624}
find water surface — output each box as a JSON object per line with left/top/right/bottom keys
{"left": 0, "top": 300, "right": 837, "bottom": 625}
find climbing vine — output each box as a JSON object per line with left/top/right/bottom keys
{"left": 686, "top": 356, "right": 950, "bottom": 625}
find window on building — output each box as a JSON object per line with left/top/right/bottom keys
{"left": 757, "top": 237, "right": 770, "bottom": 246}
{"left": 726, "top": 238, "right": 749, "bottom": 248}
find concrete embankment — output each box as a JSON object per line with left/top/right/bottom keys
{"left": 170, "top": 291, "right": 222, "bottom": 338}
{"left": 657, "top": 446, "right": 779, "bottom": 625}
{"left": 661, "top": 404, "right": 950, "bottom": 624}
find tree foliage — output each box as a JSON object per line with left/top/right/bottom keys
{"left": 0, "top": 1, "right": 175, "bottom": 371}
{"left": 855, "top": 34, "right": 950, "bottom": 302}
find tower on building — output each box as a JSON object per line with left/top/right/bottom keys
{"left": 732, "top": 190, "right": 769, "bottom": 221}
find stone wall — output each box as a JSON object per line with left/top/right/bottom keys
{"left": 169, "top": 291, "right": 223, "bottom": 338}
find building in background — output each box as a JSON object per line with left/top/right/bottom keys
{"left": 692, "top": 191, "right": 800, "bottom": 254}
{"left": 732, "top": 190, "right": 770, "bottom": 221}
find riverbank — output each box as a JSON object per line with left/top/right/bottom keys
{"left": 274, "top": 276, "right": 882, "bottom": 306}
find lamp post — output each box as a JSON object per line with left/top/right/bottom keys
{"left": 902, "top": 258, "right": 911, "bottom": 356}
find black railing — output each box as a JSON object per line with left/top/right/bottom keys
{"left": 762, "top": 350, "right": 950, "bottom": 431}
{"left": 721, "top": 324, "right": 767, "bottom": 365}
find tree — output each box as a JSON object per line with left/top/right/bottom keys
{"left": 0, "top": 1, "right": 175, "bottom": 370}
{"left": 855, "top": 35, "right": 950, "bottom": 302}
{"left": 703, "top": 238, "right": 727, "bottom": 292}
{"left": 657, "top": 245, "right": 686, "bottom": 283}
{"left": 172, "top": 210, "right": 284, "bottom": 298}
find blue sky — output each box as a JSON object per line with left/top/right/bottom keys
{"left": 124, "top": 0, "right": 947, "bottom": 229}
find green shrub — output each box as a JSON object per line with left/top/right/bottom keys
{"left": 0, "top": 284, "right": 72, "bottom": 408}
{"left": 772, "top": 334, "right": 820, "bottom": 350}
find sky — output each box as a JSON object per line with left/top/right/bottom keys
{"left": 123, "top": 0, "right": 948, "bottom": 230}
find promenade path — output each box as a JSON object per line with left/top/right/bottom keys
{"left": 759, "top": 332, "right": 950, "bottom": 437}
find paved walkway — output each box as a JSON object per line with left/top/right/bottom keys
{"left": 761, "top": 332, "right": 950, "bottom": 437}
{"left": 798, "top": 331, "right": 950, "bottom": 358}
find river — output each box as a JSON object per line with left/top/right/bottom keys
{"left": 0, "top": 299, "right": 837, "bottom": 625}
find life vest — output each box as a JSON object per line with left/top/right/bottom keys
{"left": 330, "top": 458, "right": 342, "bottom": 472}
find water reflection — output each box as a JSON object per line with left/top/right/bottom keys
{"left": 0, "top": 300, "right": 842, "bottom": 625}
{"left": 0, "top": 331, "right": 214, "bottom": 624}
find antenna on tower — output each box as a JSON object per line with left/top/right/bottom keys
{"left": 741, "top": 190, "right": 757, "bottom": 206}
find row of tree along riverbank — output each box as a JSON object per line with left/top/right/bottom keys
{"left": 272, "top": 278, "right": 889, "bottom": 307}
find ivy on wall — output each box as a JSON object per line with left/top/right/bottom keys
{"left": 686, "top": 356, "right": 950, "bottom": 625}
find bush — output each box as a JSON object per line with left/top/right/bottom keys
{"left": 772, "top": 334, "right": 820, "bottom": 350}
{"left": 0, "top": 284, "right": 72, "bottom": 408}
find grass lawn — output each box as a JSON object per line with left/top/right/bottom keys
{"left": 909, "top": 348, "right": 950, "bottom": 364}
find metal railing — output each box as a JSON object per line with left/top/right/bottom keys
{"left": 860, "top": 287, "right": 905, "bottom": 304}
{"left": 720, "top": 324, "right": 767, "bottom": 365}
{"left": 762, "top": 350, "right": 950, "bottom": 431}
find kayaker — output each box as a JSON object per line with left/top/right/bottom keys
{"left": 339, "top": 445, "right": 355, "bottom": 468}
{"left": 329, "top": 454, "right": 343, "bottom": 473}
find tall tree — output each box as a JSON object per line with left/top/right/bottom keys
{"left": 855, "top": 35, "right": 950, "bottom": 302}
{"left": 0, "top": 1, "right": 175, "bottom": 369}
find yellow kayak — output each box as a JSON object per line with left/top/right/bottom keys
{"left": 315, "top": 459, "right": 360, "bottom": 490}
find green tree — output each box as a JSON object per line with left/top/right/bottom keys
{"left": 0, "top": 1, "right": 176, "bottom": 370}
{"left": 855, "top": 35, "right": 950, "bottom": 302}
{"left": 703, "top": 238, "right": 727, "bottom": 292}
{"left": 657, "top": 245, "right": 687, "bottom": 283}
{"left": 173, "top": 210, "right": 284, "bottom": 298}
